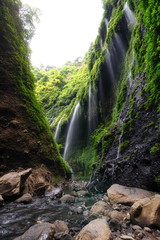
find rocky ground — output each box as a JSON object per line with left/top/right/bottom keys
{"left": 0, "top": 167, "right": 160, "bottom": 240}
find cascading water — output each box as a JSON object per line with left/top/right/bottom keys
{"left": 124, "top": 2, "right": 136, "bottom": 27}
{"left": 88, "top": 84, "right": 98, "bottom": 136}
{"left": 105, "top": 49, "right": 116, "bottom": 85}
{"left": 105, "top": 18, "right": 108, "bottom": 29}
{"left": 114, "top": 33, "right": 126, "bottom": 57}
{"left": 54, "top": 118, "right": 62, "bottom": 141}
{"left": 63, "top": 102, "right": 81, "bottom": 160}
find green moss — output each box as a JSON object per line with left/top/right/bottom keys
{"left": 150, "top": 143, "right": 160, "bottom": 154}
{"left": 119, "top": 140, "right": 129, "bottom": 152}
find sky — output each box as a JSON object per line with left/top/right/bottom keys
{"left": 21, "top": 0, "right": 104, "bottom": 67}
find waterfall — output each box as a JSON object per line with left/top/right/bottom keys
{"left": 114, "top": 33, "right": 126, "bottom": 57}
{"left": 124, "top": 2, "right": 136, "bottom": 27}
{"left": 63, "top": 102, "right": 81, "bottom": 160}
{"left": 54, "top": 118, "right": 62, "bottom": 141}
{"left": 88, "top": 84, "right": 98, "bottom": 135}
{"left": 105, "top": 18, "right": 108, "bottom": 29}
{"left": 105, "top": 50, "right": 116, "bottom": 84}
{"left": 116, "top": 131, "right": 123, "bottom": 159}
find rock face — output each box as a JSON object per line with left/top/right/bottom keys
{"left": 0, "top": 1, "right": 71, "bottom": 179}
{"left": 130, "top": 194, "right": 160, "bottom": 228}
{"left": 0, "top": 168, "right": 32, "bottom": 198}
{"left": 107, "top": 184, "right": 155, "bottom": 205}
{"left": 76, "top": 218, "right": 112, "bottom": 240}
{"left": 14, "top": 222, "right": 55, "bottom": 240}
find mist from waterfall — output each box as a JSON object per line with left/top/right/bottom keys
{"left": 63, "top": 102, "right": 81, "bottom": 161}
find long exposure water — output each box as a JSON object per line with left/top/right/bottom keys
{"left": 0, "top": 192, "right": 103, "bottom": 240}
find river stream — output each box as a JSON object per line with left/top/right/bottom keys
{"left": 0, "top": 192, "right": 103, "bottom": 239}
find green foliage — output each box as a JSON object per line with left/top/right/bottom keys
{"left": 150, "top": 143, "right": 160, "bottom": 154}
{"left": 119, "top": 140, "right": 129, "bottom": 152}
{"left": 0, "top": 0, "right": 71, "bottom": 178}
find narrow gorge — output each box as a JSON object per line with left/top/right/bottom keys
{"left": 0, "top": 0, "right": 159, "bottom": 239}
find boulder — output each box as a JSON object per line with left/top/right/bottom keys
{"left": 105, "top": 210, "right": 127, "bottom": 221}
{"left": 15, "top": 193, "right": 32, "bottom": 204}
{"left": 90, "top": 200, "right": 110, "bottom": 216}
{"left": 53, "top": 220, "right": 69, "bottom": 233}
{"left": 13, "top": 222, "right": 55, "bottom": 240}
{"left": 76, "top": 190, "right": 89, "bottom": 197}
{"left": 107, "top": 184, "right": 155, "bottom": 205}
{"left": 75, "top": 218, "right": 112, "bottom": 240}
{"left": 0, "top": 168, "right": 32, "bottom": 198}
{"left": 60, "top": 194, "right": 75, "bottom": 203}
{"left": 130, "top": 194, "right": 160, "bottom": 228}
{"left": 23, "top": 166, "right": 52, "bottom": 195}
{"left": 54, "top": 232, "right": 73, "bottom": 240}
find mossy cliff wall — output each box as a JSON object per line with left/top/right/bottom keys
{"left": 0, "top": 0, "right": 71, "bottom": 178}
{"left": 87, "top": 0, "right": 160, "bottom": 192}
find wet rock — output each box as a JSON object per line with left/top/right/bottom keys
{"left": 0, "top": 194, "right": 4, "bottom": 205}
{"left": 90, "top": 200, "right": 110, "bottom": 216}
{"left": 45, "top": 186, "right": 63, "bottom": 199}
{"left": 13, "top": 222, "right": 55, "bottom": 240}
{"left": 53, "top": 220, "right": 69, "bottom": 233}
{"left": 60, "top": 194, "right": 75, "bottom": 203}
{"left": 0, "top": 168, "right": 32, "bottom": 198}
{"left": 76, "top": 218, "right": 112, "bottom": 240}
{"left": 107, "top": 184, "right": 155, "bottom": 205}
{"left": 73, "top": 206, "right": 83, "bottom": 214}
{"left": 15, "top": 193, "right": 32, "bottom": 204}
{"left": 130, "top": 194, "right": 160, "bottom": 228}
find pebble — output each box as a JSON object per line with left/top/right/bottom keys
{"left": 144, "top": 227, "right": 152, "bottom": 233}
{"left": 132, "top": 225, "right": 142, "bottom": 231}
{"left": 120, "top": 234, "right": 135, "bottom": 240}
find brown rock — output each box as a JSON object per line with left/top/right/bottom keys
{"left": 0, "top": 168, "right": 32, "bottom": 197}
{"left": 54, "top": 220, "right": 69, "bottom": 233}
{"left": 105, "top": 210, "right": 127, "bottom": 221}
{"left": 13, "top": 222, "right": 55, "bottom": 240}
{"left": 130, "top": 194, "right": 160, "bottom": 228}
{"left": 23, "top": 166, "right": 52, "bottom": 195}
{"left": 90, "top": 200, "right": 110, "bottom": 216}
{"left": 75, "top": 218, "right": 112, "bottom": 240}
{"left": 60, "top": 194, "right": 75, "bottom": 203}
{"left": 15, "top": 193, "right": 32, "bottom": 204}
{"left": 54, "top": 232, "right": 73, "bottom": 240}
{"left": 107, "top": 184, "right": 155, "bottom": 205}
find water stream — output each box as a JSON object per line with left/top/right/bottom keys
{"left": 88, "top": 85, "right": 98, "bottom": 136}
{"left": 54, "top": 118, "right": 62, "bottom": 141}
{"left": 63, "top": 102, "right": 81, "bottom": 160}
{"left": 124, "top": 2, "right": 136, "bottom": 27}
{"left": 0, "top": 192, "right": 103, "bottom": 240}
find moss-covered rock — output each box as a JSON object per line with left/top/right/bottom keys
{"left": 0, "top": 0, "right": 71, "bottom": 179}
